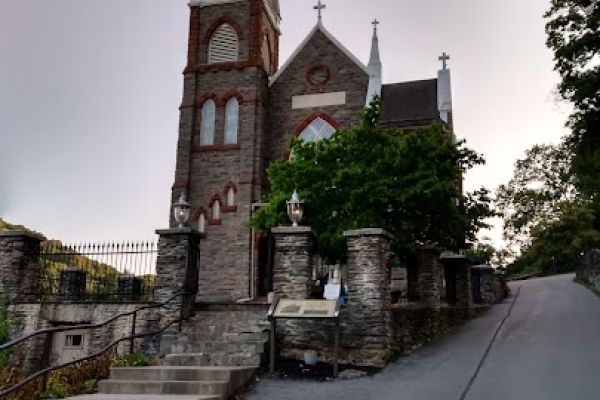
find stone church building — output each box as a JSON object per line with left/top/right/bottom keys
{"left": 170, "top": 0, "right": 454, "bottom": 302}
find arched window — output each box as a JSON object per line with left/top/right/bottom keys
{"left": 224, "top": 98, "right": 239, "bottom": 144}
{"left": 212, "top": 201, "right": 221, "bottom": 220}
{"left": 200, "top": 100, "right": 216, "bottom": 145}
{"left": 226, "top": 187, "right": 235, "bottom": 207}
{"left": 198, "top": 213, "right": 206, "bottom": 234}
{"left": 299, "top": 117, "right": 336, "bottom": 142}
{"left": 208, "top": 24, "right": 239, "bottom": 64}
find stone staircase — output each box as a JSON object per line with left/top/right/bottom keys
{"left": 93, "top": 304, "right": 270, "bottom": 400}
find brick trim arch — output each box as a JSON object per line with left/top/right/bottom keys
{"left": 283, "top": 112, "right": 341, "bottom": 160}
{"left": 221, "top": 90, "right": 244, "bottom": 105}
{"left": 293, "top": 112, "right": 341, "bottom": 137}
{"left": 203, "top": 16, "right": 245, "bottom": 44}
{"left": 209, "top": 194, "right": 223, "bottom": 207}
{"left": 196, "top": 92, "right": 222, "bottom": 108}
{"left": 223, "top": 181, "right": 238, "bottom": 194}
{"left": 191, "top": 207, "right": 207, "bottom": 221}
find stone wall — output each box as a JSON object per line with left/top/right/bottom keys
{"left": 267, "top": 29, "right": 369, "bottom": 167}
{"left": 579, "top": 249, "right": 600, "bottom": 290}
{"left": 391, "top": 304, "right": 477, "bottom": 355}
{"left": 8, "top": 302, "right": 160, "bottom": 374}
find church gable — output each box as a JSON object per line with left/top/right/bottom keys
{"left": 266, "top": 24, "right": 369, "bottom": 165}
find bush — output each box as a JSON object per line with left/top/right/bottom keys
{"left": 111, "top": 352, "right": 150, "bottom": 368}
{"left": 0, "top": 291, "right": 12, "bottom": 367}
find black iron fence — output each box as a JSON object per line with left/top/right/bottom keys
{"left": 37, "top": 240, "right": 157, "bottom": 302}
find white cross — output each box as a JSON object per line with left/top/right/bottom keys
{"left": 314, "top": 0, "right": 326, "bottom": 22}
{"left": 439, "top": 52, "right": 450, "bottom": 70}
{"left": 372, "top": 18, "right": 380, "bottom": 32}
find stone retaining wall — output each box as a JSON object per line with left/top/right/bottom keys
{"left": 8, "top": 302, "right": 161, "bottom": 374}
{"left": 579, "top": 249, "right": 600, "bottom": 290}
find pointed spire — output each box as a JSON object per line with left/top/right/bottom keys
{"left": 366, "top": 19, "right": 383, "bottom": 106}
{"left": 437, "top": 52, "right": 453, "bottom": 124}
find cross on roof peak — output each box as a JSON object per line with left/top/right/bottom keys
{"left": 314, "top": 0, "right": 326, "bottom": 22}
{"left": 372, "top": 18, "right": 380, "bottom": 31}
{"left": 439, "top": 52, "right": 450, "bottom": 70}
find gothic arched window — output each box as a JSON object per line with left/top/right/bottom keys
{"left": 208, "top": 24, "right": 239, "bottom": 64}
{"left": 299, "top": 117, "right": 336, "bottom": 142}
{"left": 200, "top": 100, "right": 216, "bottom": 145}
{"left": 226, "top": 187, "right": 235, "bottom": 207}
{"left": 198, "top": 213, "right": 206, "bottom": 234}
{"left": 212, "top": 200, "right": 221, "bottom": 221}
{"left": 224, "top": 98, "right": 239, "bottom": 144}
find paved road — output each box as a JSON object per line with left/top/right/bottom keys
{"left": 246, "top": 274, "right": 600, "bottom": 400}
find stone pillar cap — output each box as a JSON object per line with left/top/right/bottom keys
{"left": 417, "top": 242, "right": 441, "bottom": 251}
{"left": 0, "top": 230, "right": 46, "bottom": 241}
{"left": 271, "top": 226, "right": 313, "bottom": 235}
{"left": 440, "top": 251, "right": 468, "bottom": 261}
{"left": 156, "top": 227, "right": 203, "bottom": 237}
{"left": 471, "top": 264, "right": 494, "bottom": 271}
{"left": 343, "top": 228, "right": 393, "bottom": 240}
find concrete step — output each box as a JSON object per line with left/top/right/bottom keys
{"left": 162, "top": 353, "right": 262, "bottom": 367}
{"left": 182, "top": 320, "right": 269, "bottom": 331}
{"left": 98, "top": 380, "right": 228, "bottom": 396}
{"left": 169, "top": 340, "right": 266, "bottom": 354}
{"left": 109, "top": 366, "right": 254, "bottom": 383}
{"left": 178, "top": 329, "right": 269, "bottom": 339}
{"left": 65, "top": 395, "right": 220, "bottom": 400}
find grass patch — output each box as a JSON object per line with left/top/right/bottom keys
{"left": 574, "top": 277, "right": 600, "bottom": 297}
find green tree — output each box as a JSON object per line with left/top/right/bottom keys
{"left": 467, "top": 240, "right": 497, "bottom": 265}
{"left": 251, "top": 98, "right": 494, "bottom": 262}
{"left": 510, "top": 201, "right": 600, "bottom": 275}
{"left": 496, "top": 143, "right": 577, "bottom": 253}
{"left": 545, "top": 1, "right": 600, "bottom": 207}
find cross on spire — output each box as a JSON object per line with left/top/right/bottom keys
{"left": 372, "top": 18, "right": 380, "bottom": 32}
{"left": 314, "top": 0, "right": 326, "bottom": 22}
{"left": 439, "top": 52, "right": 450, "bottom": 70}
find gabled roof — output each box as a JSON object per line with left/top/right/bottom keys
{"left": 270, "top": 21, "right": 368, "bottom": 86}
{"left": 380, "top": 79, "right": 441, "bottom": 128}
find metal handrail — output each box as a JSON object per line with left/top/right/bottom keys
{"left": 0, "top": 291, "right": 184, "bottom": 352}
{"left": 0, "top": 317, "right": 182, "bottom": 398}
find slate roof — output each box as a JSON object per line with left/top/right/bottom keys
{"left": 380, "top": 79, "right": 441, "bottom": 128}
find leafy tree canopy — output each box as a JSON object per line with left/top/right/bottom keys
{"left": 496, "top": 142, "right": 578, "bottom": 252}
{"left": 250, "top": 98, "right": 494, "bottom": 263}
{"left": 467, "top": 239, "right": 497, "bottom": 265}
{"left": 509, "top": 200, "right": 600, "bottom": 275}
{"left": 545, "top": 0, "right": 600, "bottom": 201}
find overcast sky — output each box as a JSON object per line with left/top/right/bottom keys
{"left": 0, "top": 0, "right": 570, "bottom": 246}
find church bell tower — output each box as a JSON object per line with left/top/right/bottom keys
{"left": 170, "top": 0, "right": 281, "bottom": 301}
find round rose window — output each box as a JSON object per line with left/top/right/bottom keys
{"left": 307, "top": 65, "right": 331, "bottom": 86}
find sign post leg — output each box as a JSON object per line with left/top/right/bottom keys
{"left": 270, "top": 318, "right": 276, "bottom": 374}
{"left": 334, "top": 318, "right": 340, "bottom": 378}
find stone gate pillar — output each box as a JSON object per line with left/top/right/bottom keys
{"left": 471, "top": 265, "right": 495, "bottom": 304}
{"left": 441, "top": 254, "right": 472, "bottom": 308}
{"left": 343, "top": 228, "right": 393, "bottom": 367}
{"left": 0, "top": 231, "right": 45, "bottom": 303}
{"left": 271, "top": 226, "right": 314, "bottom": 299}
{"left": 155, "top": 228, "right": 201, "bottom": 307}
{"left": 417, "top": 245, "right": 442, "bottom": 309}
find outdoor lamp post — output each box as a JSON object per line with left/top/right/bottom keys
{"left": 173, "top": 192, "right": 191, "bottom": 228}
{"left": 287, "top": 190, "right": 304, "bottom": 227}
